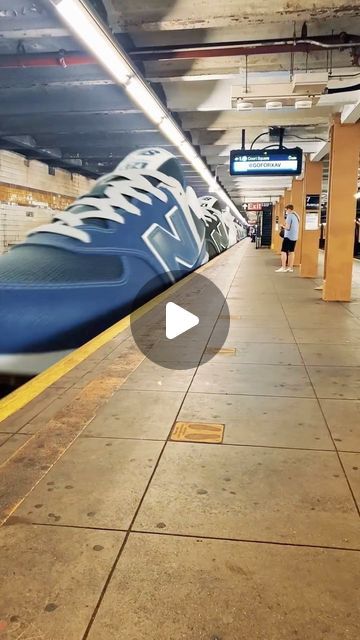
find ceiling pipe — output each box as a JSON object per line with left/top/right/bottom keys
{"left": 0, "top": 33, "right": 359, "bottom": 69}
{"left": 130, "top": 34, "right": 360, "bottom": 62}
{"left": 0, "top": 51, "right": 93, "bottom": 68}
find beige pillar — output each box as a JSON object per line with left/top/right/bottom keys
{"left": 323, "top": 117, "right": 360, "bottom": 302}
{"left": 300, "top": 159, "right": 323, "bottom": 278}
{"left": 274, "top": 195, "right": 284, "bottom": 254}
{"left": 271, "top": 201, "right": 278, "bottom": 250}
{"left": 291, "top": 178, "right": 305, "bottom": 267}
{"left": 284, "top": 188, "right": 291, "bottom": 208}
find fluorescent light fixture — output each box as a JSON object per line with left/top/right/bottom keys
{"left": 266, "top": 101, "right": 283, "bottom": 110}
{"left": 159, "top": 118, "right": 186, "bottom": 146}
{"left": 180, "top": 140, "right": 198, "bottom": 163}
{"left": 236, "top": 99, "right": 254, "bottom": 111}
{"left": 191, "top": 157, "right": 207, "bottom": 174}
{"left": 51, "top": 0, "right": 247, "bottom": 224}
{"left": 125, "top": 77, "right": 165, "bottom": 125}
{"left": 295, "top": 99, "right": 313, "bottom": 109}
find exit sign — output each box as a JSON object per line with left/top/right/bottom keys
{"left": 249, "top": 202, "right": 262, "bottom": 211}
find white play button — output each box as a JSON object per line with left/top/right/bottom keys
{"left": 165, "top": 302, "right": 199, "bottom": 340}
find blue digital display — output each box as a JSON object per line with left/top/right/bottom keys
{"left": 230, "top": 148, "right": 303, "bottom": 177}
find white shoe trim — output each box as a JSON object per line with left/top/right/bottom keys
{"left": 0, "top": 351, "right": 72, "bottom": 375}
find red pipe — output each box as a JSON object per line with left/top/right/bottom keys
{"left": 135, "top": 43, "right": 329, "bottom": 61}
{"left": 0, "top": 52, "right": 95, "bottom": 68}
{"left": 0, "top": 33, "right": 359, "bottom": 68}
{"left": 133, "top": 35, "right": 360, "bottom": 61}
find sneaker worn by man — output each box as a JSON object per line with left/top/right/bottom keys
{"left": 0, "top": 148, "right": 208, "bottom": 375}
{"left": 275, "top": 267, "right": 287, "bottom": 272}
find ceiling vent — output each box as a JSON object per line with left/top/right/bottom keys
{"left": 266, "top": 101, "right": 283, "bottom": 110}
{"left": 292, "top": 72, "right": 328, "bottom": 95}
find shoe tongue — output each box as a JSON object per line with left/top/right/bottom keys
{"left": 115, "top": 147, "right": 185, "bottom": 186}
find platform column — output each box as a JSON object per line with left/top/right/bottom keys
{"left": 271, "top": 201, "right": 278, "bottom": 250}
{"left": 323, "top": 117, "right": 360, "bottom": 301}
{"left": 274, "top": 195, "right": 284, "bottom": 254}
{"left": 291, "top": 177, "right": 305, "bottom": 267}
{"left": 284, "top": 188, "right": 291, "bottom": 208}
{"left": 300, "top": 159, "right": 323, "bottom": 277}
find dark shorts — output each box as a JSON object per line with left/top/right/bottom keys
{"left": 282, "top": 237, "right": 296, "bottom": 253}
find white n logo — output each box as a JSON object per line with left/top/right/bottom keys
{"left": 211, "top": 221, "right": 229, "bottom": 253}
{"left": 142, "top": 205, "right": 203, "bottom": 281}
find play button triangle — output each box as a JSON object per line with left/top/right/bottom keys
{"left": 165, "top": 302, "right": 199, "bottom": 340}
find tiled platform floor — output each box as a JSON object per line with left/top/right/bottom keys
{"left": 0, "top": 242, "right": 359, "bottom": 639}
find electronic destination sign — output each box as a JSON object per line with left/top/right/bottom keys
{"left": 230, "top": 148, "right": 303, "bottom": 177}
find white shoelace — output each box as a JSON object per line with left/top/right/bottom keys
{"left": 27, "top": 169, "right": 182, "bottom": 244}
{"left": 201, "top": 208, "right": 222, "bottom": 228}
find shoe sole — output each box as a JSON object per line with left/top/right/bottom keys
{"left": 0, "top": 351, "right": 72, "bottom": 376}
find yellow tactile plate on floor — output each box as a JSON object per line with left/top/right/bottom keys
{"left": 170, "top": 421, "right": 224, "bottom": 444}
{"left": 206, "top": 347, "right": 236, "bottom": 356}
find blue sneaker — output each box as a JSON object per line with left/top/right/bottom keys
{"left": 200, "top": 195, "right": 231, "bottom": 258}
{"left": 0, "top": 148, "right": 208, "bottom": 374}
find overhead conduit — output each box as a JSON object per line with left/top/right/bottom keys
{"left": 0, "top": 33, "right": 359, "bottom": 68}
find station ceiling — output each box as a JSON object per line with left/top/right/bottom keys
{"left": 1, "top": 0, "right": 360, "bottom": 206}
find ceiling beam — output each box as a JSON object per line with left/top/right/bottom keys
{"left": 181, "top": 109, "right": 333, "bottom": 130}
{"left": 62, "top": 146, "right": 183, "bottom": 159}
{"left": 0, "top": 66, "right": 112, "bottom": 90}
{"left": 228, "top": 190, "right": 286, "bottom": 197}
{"left": 341, "top": 93, "right": 360, "bottom": 123}
{"left": 0, "top": 27, "right": 68, "bottom": 39}
{"left": 22, "top": 131, "right": 170, "bottom": 149}
{"left": 310, "top": 140, "right": 330, "bottom": 160}
{"left": 108, "top": 2, "right": 360, "bottom": 32}
{"left": 0, "top": 112, "right": 154, "bottom": 136}
{"left": 0, "top": 84, "right": 138, "bottom": 116}
{"left": 193, "top": 127, "right": 329, "bottom": 145}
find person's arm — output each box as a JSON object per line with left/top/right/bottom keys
{"left": 281, "top": 217, "right": 291, "bottom": 230}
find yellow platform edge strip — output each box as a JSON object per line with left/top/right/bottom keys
{"left": 0, "top": 258, "right": 214, "bottom": 423}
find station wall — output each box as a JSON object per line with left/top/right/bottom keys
{"left": 0, "top": 204, "right": 57, "bottom": 253}
{"left": 0, "top": 150, "right": 95, "bottom": 254}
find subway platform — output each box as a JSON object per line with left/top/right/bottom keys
{"left": 0, "top": 240, "right": 359, "bottom": 639}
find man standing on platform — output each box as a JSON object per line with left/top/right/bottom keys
{"left": 276, "top": 204, "right": 300, "bottom": 273}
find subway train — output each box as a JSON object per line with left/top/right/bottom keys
{"left": 0, "top": 147, "right": 247, "bottom": 376}
{"left": 199, "top": 195, "right": 237, "bottom": 257}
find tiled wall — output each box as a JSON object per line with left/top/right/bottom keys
{"left": 0, "top": 204, "right": 57, "bottom": 253}
{"left": 0, "top": 183, "right": 74, "bottom": 211}
{"left": 0, "top": 150, "right": 94, "bottom": 198}
{"left": 0, "top": 150, "right": 95, "bottom": 253}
